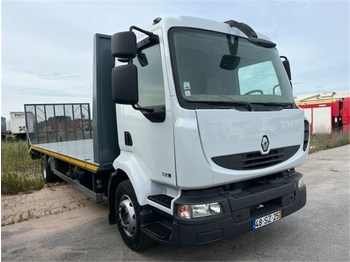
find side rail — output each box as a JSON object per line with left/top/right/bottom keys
{"left": 24, "top": 103, "right": 92, "bottom": 145}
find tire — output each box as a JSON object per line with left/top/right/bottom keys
{"left": 41, "top": 156, "right": 58, "bottom": 183}
{"left": 115, "top": 180, "right": 154, "bottom": 251}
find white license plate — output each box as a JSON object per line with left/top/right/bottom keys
{"left": 252, "top": 210, "right": 282, "bottom": 230}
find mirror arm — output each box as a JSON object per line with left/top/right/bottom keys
{"left": 129, "top": 25, "right": 159, "bottom": 43}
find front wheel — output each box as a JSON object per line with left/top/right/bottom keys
{"left": 115, "top": 180, "right": 154, "bottom": 251}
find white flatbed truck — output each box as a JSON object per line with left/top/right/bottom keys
{"left": 25, "top": 16, "right": 309, "bottom": 251}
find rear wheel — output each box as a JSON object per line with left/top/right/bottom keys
{"left": 115, "top": 180, "right": 154, "bottom": 251}
{"left": 41, "top": 156, "right": 58, "bottom": 183}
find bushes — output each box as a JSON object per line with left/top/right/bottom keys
{"left": 1, "top": 141, "right": 44, "bottom": 194}
{"left": 309, "top": 132, "right": 350, "bottom": 153}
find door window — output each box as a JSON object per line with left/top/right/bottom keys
{"left": 134, "top": 45, "right": 165, "bottom": 108}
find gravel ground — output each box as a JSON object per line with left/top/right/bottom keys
{"left": 1, "top": 183, "right": 94, "bottom": 226}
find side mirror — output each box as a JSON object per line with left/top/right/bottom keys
{"left": 112, "top": 64, "right": 138, "bottom": 104}
{"left": 111, "top": 31, "right": 137, "bottom": 60}
{"left": 280, "top": 56, "right": 292, "bottom": 80}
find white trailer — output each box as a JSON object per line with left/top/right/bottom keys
{"left": 9, "top": 112, "right": 26, "bottom": 139}
{"left": 26, "top": 16, "right": 309, "bottom": 251}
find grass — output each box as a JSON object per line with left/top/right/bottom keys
{"left": 1, "top": 140, "right": 44, "bottom": 194}
{"left": 1, "top": 132, "right": 349, "bottom": 194}
{"left": 309, "top": 132, "right": 350, "bottom": 154}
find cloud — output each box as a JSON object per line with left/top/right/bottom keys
{"left": 1, "top": 0, "right": 349, "bottom": 118}
{"left": 2, "top": 66, "right": 91, "bottom": 95}
{"left": 1, "top": 66, "right": 92, "bottom": 118}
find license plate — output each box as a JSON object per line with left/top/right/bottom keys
{"left": 252, "top": 210, "right": 282, "bottom": 230}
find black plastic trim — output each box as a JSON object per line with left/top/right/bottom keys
{"left": 224, "top": 20, "right": 258, "bottom": 38}
{"left": 124, "top": 131, "right": 133, "bottom": 146}
{"left": 303, "top": 120, "right": 310, "bottom": 151}
{"left": 140, "top": 106, "right": 166, "bottom": 123}
{"left": 212, "top": 145, "right": 300, "bottom": 170}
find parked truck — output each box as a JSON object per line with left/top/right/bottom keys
{"left": 9, "top": 112, "right": 27, "bottom": 139}
{"left": 25, "top": 16, "right": 309, "bottom": 251}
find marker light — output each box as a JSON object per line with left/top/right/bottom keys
{"left": 177, "top": 204, "right": 191, "bottom": 219}
{"left": 177, "top": 202, "right": 222, "bottom": 219}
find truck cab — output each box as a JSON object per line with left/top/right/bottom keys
{"left": 109, "top": 16, "right": 308, "bottom": 249}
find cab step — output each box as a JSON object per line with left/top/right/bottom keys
{"left": 142, "top": 222, "right": 172, "bottom": 243}
{"left": 148, "top": 194, "right": 173, "bottom": 208}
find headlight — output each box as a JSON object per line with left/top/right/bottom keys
{"left": 177, "top": 202, "right": 222, "bottom": 219}
{"left": 297, "top": 177, "right": 305, "bottom": 189}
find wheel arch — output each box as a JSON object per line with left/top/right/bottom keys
{"left": 108, "top": 152, "right": 165, "bottom": 224}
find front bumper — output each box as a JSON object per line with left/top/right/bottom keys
{"left": 170, "top": 172, "right": 306, "bottom": 246}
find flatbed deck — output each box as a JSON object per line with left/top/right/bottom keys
{"left": 30, "top": 139, "right": 99, "bottom": 172}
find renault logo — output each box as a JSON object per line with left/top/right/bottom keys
{"left": 261, "top": 135, "right": 270, "bottom": 152}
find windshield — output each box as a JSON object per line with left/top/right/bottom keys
{"left": 169, "top": 28, "right": 295, "bottom": 109}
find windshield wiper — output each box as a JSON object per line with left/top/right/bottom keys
{"left": 250, "top": 102, "right": 295, "bottom": 108}
{"left": 187, "top": 100, "right": 253, "bottom": 111}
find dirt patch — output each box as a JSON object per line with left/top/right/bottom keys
{"left": 1, "top": 183, "right": 95, "bottom": 226}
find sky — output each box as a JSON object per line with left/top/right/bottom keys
{"left": 1, "top": 0, "right": 349, "bottom": 119}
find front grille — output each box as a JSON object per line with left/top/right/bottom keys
{"left": 212, "top": 145, "right": 300, "bottom": 170}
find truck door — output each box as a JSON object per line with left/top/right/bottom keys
{"left": 119, "top": 36, "right": 176, "bottom": 186}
